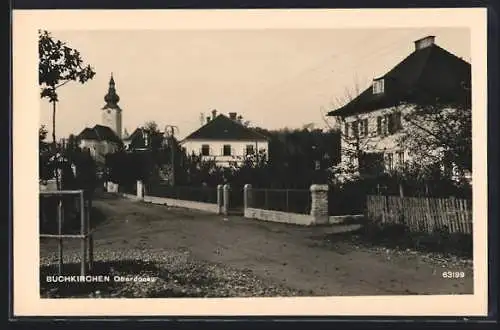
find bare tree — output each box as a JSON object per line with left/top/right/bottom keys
{"left": 397, "top": 85, "right": 472, "bottom": 179}
{"left": 144, "top": 121, "right": 158, "bottom": 133}
{"left": 320, "top": 78, "right": 377, "bottom": 183}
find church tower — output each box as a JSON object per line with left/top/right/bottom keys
{"left": 102, "top": 73, "right": 122, "bottom": 139}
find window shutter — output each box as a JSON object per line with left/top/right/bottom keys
{"left": 363, "top": 118, "right": 368, "bottom": 136}
{"left": 394, "top": 112, "right": 402, "bottom": 131}
{"left": 377, "top": 117, "right": 382, "bottom": 135}
{"left": 388, "top": 114, "right": 395, "bottom": 134}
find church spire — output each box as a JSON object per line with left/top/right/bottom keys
{"left": 104, "top": 73, "right": 120, "bottom": 109}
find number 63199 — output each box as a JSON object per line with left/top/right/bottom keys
{"left": 442, "top": 271, "right": 465, "bottom": 278}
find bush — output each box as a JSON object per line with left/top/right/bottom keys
{"left": 359, "top": 221, "right": 472, "bottom": 258}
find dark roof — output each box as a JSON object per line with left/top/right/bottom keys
{"left": 78, "top": 127, "right": 99, "bottom": 140}
{"left": 182, "top": 114, "right": 270, "bottom": 142}
{"left": 126, "top": 127, "right": 146, "bottom": 141}
{"left": 327, "top": 43, "right": 471, "bottom": 117}
{"left": 77, "top": 124, "right": 122, "bottom": 144}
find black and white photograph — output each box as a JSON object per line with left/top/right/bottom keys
{"left": 13, "top": 8, "right": 488, "bottom": 316}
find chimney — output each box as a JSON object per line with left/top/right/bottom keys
{"left": 414, "top": 35, "right": 435, "bottom": 51}
{"left": 211, "top": 109, "right": 217, "bottom": 119}
{"left": 229, "top": 112, "right": 237, "bottom": 120}
{"left": 206, "top": 116, "right": 211, "bottom": 124}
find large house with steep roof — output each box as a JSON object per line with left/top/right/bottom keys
{"left": 180, "top": 110, "right": 270, "bottom": 167}
{"left": 327, "top": 35, "right": 471, "bottom": 176}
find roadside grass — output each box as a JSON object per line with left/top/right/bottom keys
{"left": 40, "top": 250, "right": 305, "bottom": 298}
{"left": 321, "top": 220, "right": 472, "bottom": 259}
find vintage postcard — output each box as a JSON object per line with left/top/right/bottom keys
{"left": 12, "top": 8, "right": 488, "bottom": 316}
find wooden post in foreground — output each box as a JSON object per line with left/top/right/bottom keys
{"left": 57, "top": 199, "right": 63, "bottom": 275}
{"left": 80, "top": 191, "right": 87, "bottom": 276}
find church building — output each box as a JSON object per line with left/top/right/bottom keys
{"left": 77, "top": 74, "right": 123, "bottom": 165}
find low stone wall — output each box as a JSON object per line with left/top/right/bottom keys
{"left": 143, "top": 195, "right": 220, "bottom": 214}
{"left": 122, "top": 193, "right": 139, "bottom": 200}
{"left": 244, "top": 207, "right": 314, "bottom": 226}
{"left": 328, "top": 214, "right": 365, "bottom": 224}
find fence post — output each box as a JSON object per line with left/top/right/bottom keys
{"left": 217, "top": 184, "right": 224, "bottom": 214}
{"left": 286, "top": 189, "right": 289, "bottom": 213}
{"left": 310, "top": 184, "right": 329, "bottom": 225}
{"left": 80, "top": 191, "right": 86, "bottom": 276}
{"left": 244, "top": 184, "right": 252, "bottom": 211}
{"left": 223, "top": 184, "right": 230, "bottom": 216}
{"left": 137, "top": 180, "right": 144, "bottom": 200}
{"left": 57, "top": 198, "right": 63, "bottom": 275}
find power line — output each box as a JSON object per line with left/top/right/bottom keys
{"left": 243, "top": 31, "right": 418, "bottom": 109}
{"left": 239, "top": 31, "right": 421, "bottom": 132}
{"left": 311, "top": 34, "right": 421, "bottom": 96}
{"left": 241, "top": 33, "right": 377, "bottom": 105}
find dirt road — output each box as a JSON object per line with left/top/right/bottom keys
{"left": 41, "top": 194, "right": 473, "bottom": 296}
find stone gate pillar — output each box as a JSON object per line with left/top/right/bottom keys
{"left": 217, "top": 184, "right": 224, "bottom": 215}
{"left": 223, "top": 184, "right": 231, "bottom": 216}
{"left": 137, "top": 180, "right": 144, "bottom": 200}
{"left": 244, "top": 184, "right": 252, "bottom": 210}
{"left": 310, "top": 184, "right": 329, "bottom": 225}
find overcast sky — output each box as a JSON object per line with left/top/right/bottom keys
{"left": 39, "top": 27, "right": 470, "bottom": 140}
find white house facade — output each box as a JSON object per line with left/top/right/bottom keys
{"left": 180, "top": 110, "right": 270, "bottom": 167}
{"left": 182, "top": 139, "right": 269, "bottom": 167}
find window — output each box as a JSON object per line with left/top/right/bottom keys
{"left": 223, "top": 144, "right": 231, "bottom": 156}
{"left": 386, "top": 112, "right": 403, "bottom": 134}
{"left": 381, "top": 116, "right": 389, "bottom": 135}
{"left": 373, "top": 79, "right": 385, "bottom": 94}
{"left": 385, "top": 153, "right": 394, "bottom": 171}
{"left": 359, "top": 118, "right": 369, "bottom": 137}
{"left": 351, "top": 121, "right": 359, "bottom": 138}
{"left": 246, "top": 144, "right": 255, "bottom": 155}
{"left": 391, "top": 112, "right": 402, "bottom": 132}
{"left": 377, "top": 112, "right": 402, "bottom": 136}
{"left": 201, "top": 144, "right": 210, "bottom": 156}
{"left": 344, "top": 122, "right": 349, "bottom": 138}
{"left": 396, "top": 151, "right": 405, "bottom": 167}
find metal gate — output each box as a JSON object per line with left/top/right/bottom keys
{"left": 39, "top": 189, "right": 94, "bottom": 276}
{"left": 227, "top": 184, "right": 244, "bottom": 215}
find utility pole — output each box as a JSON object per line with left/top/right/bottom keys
{"left": 164, "top": 125, "right": 179, "bottom": 186}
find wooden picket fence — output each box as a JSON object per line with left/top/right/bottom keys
{"left": 366, "top": 195, "right": 472, "bottom": 234}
